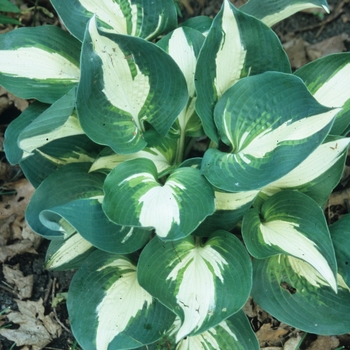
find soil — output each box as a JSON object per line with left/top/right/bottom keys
{"left": 0, "top": 0, "right": 350, "bottom": 349}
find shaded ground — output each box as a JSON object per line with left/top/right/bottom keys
{"left": 0, "top": 0, "right": 350, "bottom": 349}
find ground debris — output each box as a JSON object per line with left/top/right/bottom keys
{"left": 3, "top": 263, "right": 33, "bottom": 299}
{"left": 0, "top": 299, "right": 62, "bottom": 350}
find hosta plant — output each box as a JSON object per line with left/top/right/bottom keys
{"left": 2, "top": 0, "right": 350, "bottom": 348}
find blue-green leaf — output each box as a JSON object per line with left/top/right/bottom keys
{"left": 202, "top": 72, "right": 338, "bottom": 192}
{"left": 138, "top": 231, "right": 252, "bottom": 341}
{"left": 0, "top": 26, "right": 80, "bottom": 103}
{"left": 77, "top": 18, "right": 188, "bottom": 154}
{"left": 103, "top": 158, "right": 215, "bottom": 241}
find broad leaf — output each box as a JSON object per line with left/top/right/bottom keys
{"left": 295, "top": 53, "right": 350, "bottom": 135}
{"left": 259, "top": 136, "right": 349, "bottom": 206}
{"left": 103, "top": 158, "right": 215, "bottom": 241}
{"left": 0, "top": 0, "right": 20, "bottom": 12}
{"left": 241, "top": 0, "right": 329, "bottom": 27}
{"left": 4, "top": 102, "right": 49, "bottom": 165}
{"left": 157, "top": 27, "right": 205, "bottom": 141}
{"left": 68, "top": 250, "right": 175, "bottom": 350}
{"left": 26, "top": 163, "right": 105, "bottom": 238}
{"left": 202, "top": 72, "right": 338, "bottom": 192}
{"left": 252, "top": 253, "right": 350, "bottom": 335}
{"left": 193, "top": 189, "right": 259, "bottom": 236}
{"left": 90, "top": 130, "right": 178, "bottom": 176}
{"left": 138, "top": 231, "right": 252, "bottom": 341}
{"left": 19, "top": 134, "right": 100, "bottom": 188}
{"left": 45, "top": 232, "right": 95, "bottom": 271}
{"left": 18, "top": 88, "right": 84, "bottom": 155}
{"left": 330, "top": 214, "right": 350, "bottom": 287}
{"left": 242, "top": 190, "right": 337, "bottom": 291}
{"left": 0, "top": 26, "right": 80, "bottom": 103}
{"left": 195, "top": 0, "right": 290, "bottom": 142}
{"left": 176, "top": 311, "right": 259, "bottom": 350}
{"left": 77, "top": 18, "right": 188, "bottom": 154}
{"left": 42, "top": 198, "right": 151, "bottom": 254}
{"left": 51, "top": 0, "right": 178, "bottom": 42}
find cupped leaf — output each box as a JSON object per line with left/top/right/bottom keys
{"left": 252, "top": 253, "right": 350, "bottom": 335}
{"left": 202, "top": 72, "right": 338, "bottom": 192}
{"left": 0, "top": 26, "right": 80, "bottom": 103}
{"left": 42, "top": 198, "right": 151, "bottom": 254}
{"left": 19, "top": 134, "right": 100, "bottom": 188}
{"left": 68, "top": 250, "right": 176, "bottom": 350}
{"left": 240, "top": 0, "right": 329, "bottom": 27}
{"left": 103, "top": 158, "right": 215, "bottom": 241}
{"left": 18, "top": 88, "right": 84, "bottom": 155}
{"left": 26, "top": 162, "right": 105, "bottom": 238}
{"left": 176, "top": 311, "right": 259, "bottom": 350}
{"left": 51, "top": 0, "right": 177, "bottom": 42}
{"left": 259, "top": 136, "right": 349, "bottom": 207}
{"left": 90, "top": 130, "right": 178, "bottom": 176}
{"left": 295, "top": 53, "right": 350, "bottom": 135}
{"left": 138, "top": 231, "right": 252, "bottom": 341}
{"left": 242, "top": 190, "right": 337, "bottom": 291}
{"left": 195, "top": 0, "right": 290, "bottom": 142}
{"left": 4, "top": 102, "right": 49, "bottom": 165}
{"left": 77, "top": 18, "right": 188, "bottom": 154}
{"left": 45, "top": 232, "right": 95, "bottom": 271}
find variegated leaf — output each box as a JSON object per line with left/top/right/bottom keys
{"left": 295, "top": 53, "right": 350, "bottom": 135}
{"left": 19, "top": 134, "right": 100, "bottom": 188}
{"left": 51, "top": 0, "right": 178, "bottom": 42}
{"left": 175, "top": 311, "right": 259, "bottom": 350}
{"left": 4, "top": 102, "right": 49, "bottom": 165}
{"left": 242, "top": 190, "right": 337, "bottom": 291}
{"left": 195, "top": 0, "right": 290, "bottom": 142}
{"left": 77, "top": 17, "right": 188, "bottom": 154}
{"left": 42, "top": 198, "right": 151, "bottom": 254}
{"left": 103, "top": 158, "right": 215, "bottom": 241}
{"left": 45, "top": 232, "right": 95, "bottom": 271}
{"left": 157, "top": 27, "right": 205, "bottom": 144}
{"left": 18, "top": 88, "right": 84, "bottom": 156}
{"left": 252, "top": 253, "right": 350, "bottom": 335}
{"left": 90, "top": 130, "right": 178, "bottom": 176}
{"left": 137, "top": 231, "right": 252, "bottom": 341}
{"left": 193, "top": 189, "right": 259, "bottom": 236}
{"left": 259, "top": 136, "right": 349, "bottom": 206}
{"left": 26, "top": 163, "right": 105, "bottom": 238}
{"left": 241, "top": 0, "right": 329, "bottom": 27}
{"left": 68, "top": 250, "right": 175, "bottom": 350}
{"left": 202, "top": 72, "right": 339, "bottom": 192}
{"left": 0, "top": 26, "right": 80, "bottom": 103}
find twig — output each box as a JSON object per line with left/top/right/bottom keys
{"left": 293, "top": 0, "right": 350, "bottom": 36}
{"left": 43, "top": 278, "right": 54, "bottom": 305}
{"left": 0, "top": 284, "right": 20, "bottom": 298}
{"left": 51, "top": 277, "right": 71, "bottom": 334}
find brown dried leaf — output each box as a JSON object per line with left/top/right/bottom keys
{"left": 256, "top": 323, "right": 289, "bottom": 347}
{"left": 0, "top": 179, "right": 35, "bottom": 220}
{"left": 0, "top": 214, "right": 16, "bottom": 246}
{"left": 0, "top": 299, "right": 62, "bottom": 350}
{"left": 3, "top": 264, "right": 33, "bottom": 299}
{"left": 0, "top": 240, "right": 38, "bottom": 263}
{"left": 306, "top": 34, "right": 348, "bottom": 61}
{"left": 283, "top": 37, "right": 309, "bottom": 69}
{"left": 308, "top": 335, "right": 340, "bottom": 350}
